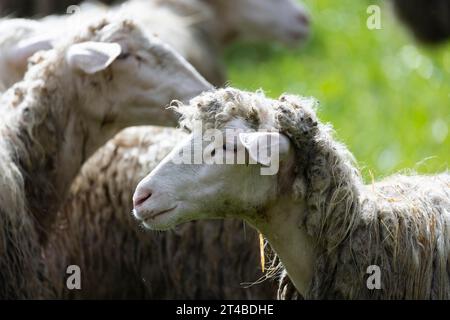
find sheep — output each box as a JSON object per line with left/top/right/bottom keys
{"left": 0, "top": 17, "right": 210, "bottom": 299}
{"left": 133, "top": 88, "right": 450, "bottom": 299}
{"left": 45, "top": 126, "right": 276, "bottom": 299}
{"left": 195, "top": 0, "right": 310, "bottom": 45}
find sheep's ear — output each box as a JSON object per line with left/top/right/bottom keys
{"left": 8, "top": 36, "right": 54, "bottom": 68}
{"left": 239, "top": 132, "right": 290, "bottom": 166}
{"left": 66, "top": 41, "right": 122, "bottom": 74}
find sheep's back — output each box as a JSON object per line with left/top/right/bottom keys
{"left": 310, "top": 173, "right": 450, "bottom": 299}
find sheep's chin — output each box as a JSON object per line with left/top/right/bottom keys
{"left": 142, "top": 221, "right": 173, "bottom": 231}
{"left": 278, "top": 29, "right": 310, "bottom": 47}
{"left": 141, "top": 209, "right": 180, "bottom": 231}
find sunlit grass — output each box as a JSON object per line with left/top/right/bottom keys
{"left": 224, "top": 0, "right": 449, "bottom": 180}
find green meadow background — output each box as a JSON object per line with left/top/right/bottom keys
{"left": 225, "top": 0, "right": 449, "bottom": 180}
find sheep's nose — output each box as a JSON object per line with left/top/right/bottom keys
{"left": 297, "top": 13, "right": 310, "bottom": 26}
{"left": 133, "top": 189, "right": 152, "bottom": 208}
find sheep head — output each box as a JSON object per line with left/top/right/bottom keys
{"left": 206, "top": 0, "right": 310, "bottom": 46}
{"left": 132, "top": 88, "right": 319, "bottom": 230}
{"left": 57, "top": 18, "right": 212, "bottom": 129}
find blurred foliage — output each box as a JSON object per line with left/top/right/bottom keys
{"left": 224, "top": 0, "right": 449, "bottom": 180}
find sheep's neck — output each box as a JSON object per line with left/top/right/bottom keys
{"left": 303, "top": 136, "right": 363, "bottom": 251}
{"left": 255, "top": 199, "right": 316, "bottom": 297}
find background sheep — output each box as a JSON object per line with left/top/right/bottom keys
{"left": 0, "top": 17, "right": 210, "bottom": 298}
{"left": 45, "top": 127, "right": 276, "bottom": 299}
{"left": 133, "top": 88, "right": 450, "bottom": 299}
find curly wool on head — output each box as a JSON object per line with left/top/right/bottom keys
{"left": 175, "top": 88, "right": 450, "bottom": 299}
{"left": 176, "top": 88, "right": 278, "bottom": 130}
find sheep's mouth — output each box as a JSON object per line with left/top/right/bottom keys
{"left": 143, "top": 205, "right": 178, "bottom": 222}
{"left": 287, "top": 29, "right": 309, "bottom": 41}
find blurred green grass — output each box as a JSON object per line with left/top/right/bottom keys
{"left": 224, "top": 0, "right": 449, "bottom": 180}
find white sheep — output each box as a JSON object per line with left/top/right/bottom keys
{"left": 133, "top": 88, "right": 450, "bottom": 299}
{"left": 0, "top": 17, "right": 210, "bottom": 299}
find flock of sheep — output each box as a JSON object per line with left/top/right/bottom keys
{"left": 0, "top": 0, "right": 448, "bottom": 300}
